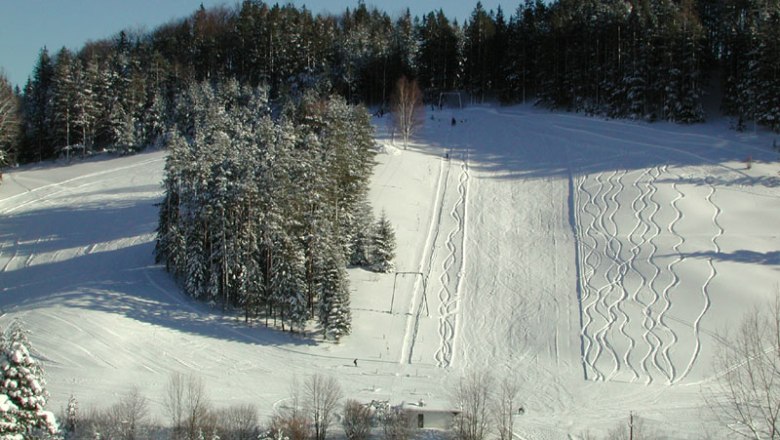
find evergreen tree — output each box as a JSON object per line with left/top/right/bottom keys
{"left": 71, "top": 58, "right": 95, "bottom": 155}
{"left": 416, "top": 10, "right": 461, "bottom": 94}
{"left": 464, "top": 2, "right": 497, "bottom": 101}
{"left": 371, "top": 210, "right": 396, "bottom": 273}
{"left": 0, "top": 323, "right": 59, "bottom": 437}
{"left": 674, "top": 0, "right": 705, "bottom": 123}
{"left": 318, "top": 246, "right": 351, "bottom": 340}
{"left": 491, "top": 6, "right": 509, "bottom": 98}
{"left": 141, "top": 89, "right": 166, "bottom": 147}
{"left": 185, "top": 228, "right": 209, "bottom": 300}
{"left": 755, "top": 7, "right": 780, "bottom": 131}
{"left": 271, "top": 232, "right": 307, "bottom": 332}
{"left": 63, "top": 394, "right": 78, "bottom": 438}
{"left": 349, "top": 198, "right": 375, "bottom": 267}
{"left": 84, "top": 56, "right": 112, "bottom": 150}
{"left": 389, "top": 8, "right": 418, "bottom": 102}
{"left": 23, "top": 47, "right": 55, "bottom": 161}
{"left": 50, "top": 47, "right": 78, "bottom": 157}
{"left": 503, "top": 0, "right": 545, "bottom": 103}
{"left": 622, "top": 4, "right": 650, "bottom": 119}
{"left": 155, "top": 130, "right": 188, "bottom": 274}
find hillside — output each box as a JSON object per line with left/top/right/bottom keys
{"left": 1, "top": 104, "right": 779, "bottom": 438}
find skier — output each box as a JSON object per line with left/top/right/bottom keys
{"left": 451, "top": 117, "right": 456, "bottom": 126}
{"left": 353, "top": 358, "right": 358, "bottom": 367}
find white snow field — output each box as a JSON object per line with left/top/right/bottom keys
{"left": 1, "top": 104, "right": 779, "bottom": 438}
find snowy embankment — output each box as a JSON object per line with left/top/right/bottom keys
{"left": 1, "top": 105, "right": 779, "bottom": 438}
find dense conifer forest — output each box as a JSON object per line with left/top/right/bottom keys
{"left": 1, "top": 0, "right": 779, "bottom": 167}
{"left": 153, "top": 81, "right": 385, "bottom": 338}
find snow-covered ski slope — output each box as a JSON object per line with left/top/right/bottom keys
{"left": 2, "top": 104, "right": 779, "bottom": 438}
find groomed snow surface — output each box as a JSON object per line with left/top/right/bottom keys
{"left": 2, "top": 104, "right": 779, "bottom": 438}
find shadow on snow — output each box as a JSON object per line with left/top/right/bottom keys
{"left": 384, "top": 105, "right": 780, "bottom": 182}
{"left": 0, "top": 195, "right": 315, "bottom": 348}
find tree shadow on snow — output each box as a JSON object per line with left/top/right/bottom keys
{"left": 405, "top": 105, "right": 780, "bottom": 181}
{"left": 0, "top": 192, "right": 159, "bottom": 259}
{"left": 656, "top": 174, "right": 780, "bottom": 189}
{"left": 0, "top": 196, "right": 315, "bottom": 348}
{"left": 672, "top": 250, "right": 780, "bottom": 266}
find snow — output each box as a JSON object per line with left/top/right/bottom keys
{"left": 0, "top": 395, "right": 17, "bottom": 412}
{"left": 1, "top": 105, "right": 779, "bottom": 438}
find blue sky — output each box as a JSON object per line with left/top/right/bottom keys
{"left": 0, "top": 1, "right": 518, "bottom": 90}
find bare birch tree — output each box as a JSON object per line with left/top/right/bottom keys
{"left": 214, "top": 404, "right": 260, "bottom": 440}
{"left": 164, "top": 372, "right": 186, "bottom": 436}
{"left": 492, "top": 375, "right": 520, "bottom": 440}
{"left": 0, "top": 73, "right": 20, "bottom": 166}
{"left": 112, "top": 387, "right": 149, "bottom": 440}
{"left": 452, "top": 371, "right": 494, "bottom": 440}
{"left": 377, "top": 402, "right": 411, "bottom": 440}
{"left": 164, "top": 372, "right": 213, "bottom": 440}
{"left": 271, "top": 376, "right": 311, "bottom": 440}
{"left": 391, "top": 76, "right": 424, "bottom": 148}
{"left": 304, "top": 373, "right": 343, "bottom": 440}
{"left": 707, "top": 295, "right": 780, "bottom": 439}
{"left": 342, "top": 399, "right": 372, "bottom": 440}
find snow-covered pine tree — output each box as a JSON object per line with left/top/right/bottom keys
{"left": 667, "top": 0, "right": 705, "bottom": 124}
{"left": 317, "top": 97, "right": 376, "bottom": 259}
{"left": 349, "top": 198, "right": 375, "bottom": 267}
{"left": 60, "top": 394, "right": 79, "bottom": 439}
{"left": 271, "top": 232, "right": 308, "bottom": 332}
{"left": 318, "top": 246, "right": 351, "bottom": 341}
{"left": 23, "top": 48, "right": 55, "bottom": 161}
{"left": 141, "top": 89, "right": 166, "bottom": 147}
{"left": 623, "top": 8, "right": 650, "bottom": 120}
{"left": 155, "top": 131, "right": 189, "bottom": 275}
{"left": 71, "top": 66, "right": 94, "bottom": 157}
{"left": 185, "top": 228, "right": 209, "bottom": 300}
{"left": 371, "top": 210, "right": 396, "bottom": 273}
{"left": 755, "top": 9, "right": 780, "bottom": 132}
{"left": 0, "top": 394, "right": 20, "bottom": 439}
{"left": 239, "top": 235, "right": 264, "bottom": 322}
{"left": 0, "top": 323, "right": 58, "bottom": 438}
{"left": 107, "top": 99, "right": 134, "bottom": 151}
{"left": 50, "top": 47, "right": 77, "bottom": 157}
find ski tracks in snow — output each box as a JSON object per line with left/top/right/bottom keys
{"left": 400, "top": 147, "right": 470, "bottom": 368}
{"left": 434, "top": 154, "right": 469, "bottom": 368}
{"left": 574, "top": 163, "right": 721, "bottom": 384}
{"left": 401, "top": 156, "right": 448, "bottom": 365}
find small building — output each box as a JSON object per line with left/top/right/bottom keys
{"left": 401, "top": 401, "right": 461, "bottom": 430}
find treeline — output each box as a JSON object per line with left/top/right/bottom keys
{"left": 155, "top": 81, "right": 395, "bottom": 338}
{"left": 2, "top": 0, "right": 780, "bottom": 166}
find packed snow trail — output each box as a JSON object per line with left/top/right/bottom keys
{"left": 400, "top": 156, "right": 447, "bottom": 365}
{"left": 433, "top": 153, "right": 469, "bottom": 368}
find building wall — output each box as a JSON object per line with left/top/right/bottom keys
{"left": 402, "top": 407, "right": 459, "bottom": 430}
